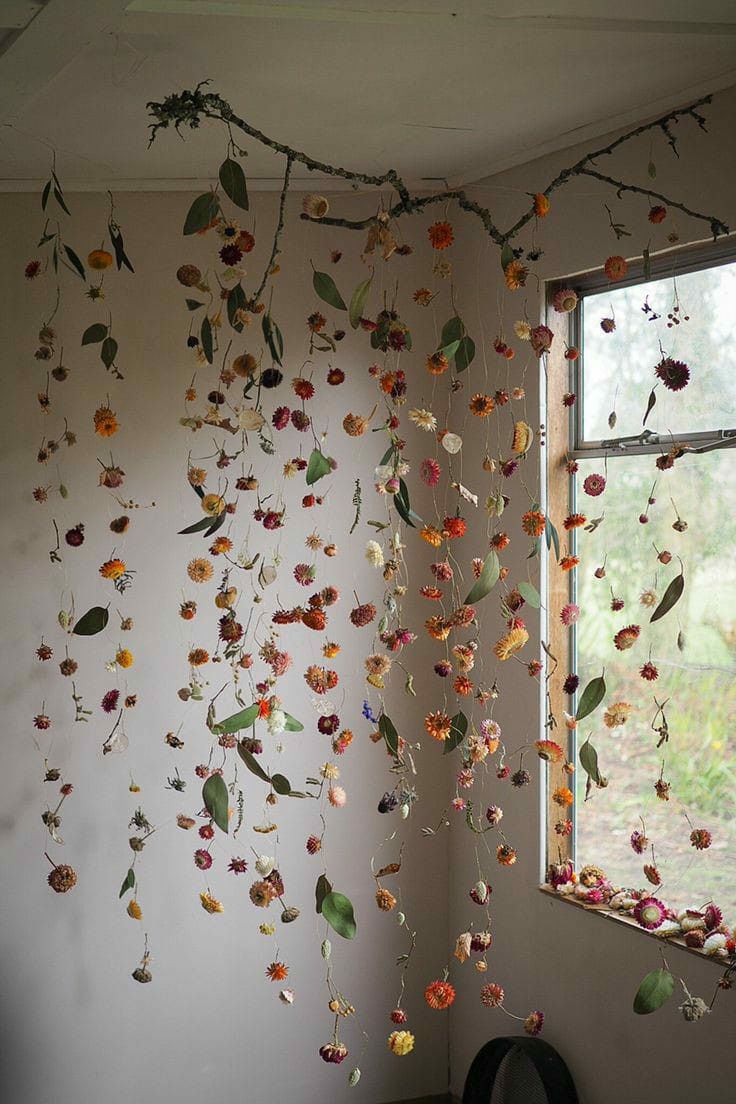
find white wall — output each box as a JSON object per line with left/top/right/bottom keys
{"left": 447, "top": 85, "right": 736, "bottom": 1101}
{"left": 0, "top": 189, "right": 451, "bottom": 1104}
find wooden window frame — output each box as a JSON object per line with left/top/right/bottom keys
{"left": 542, "top": 235, "right": 736, "bottom": 876}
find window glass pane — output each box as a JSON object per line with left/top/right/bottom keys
{"left": 573, "top": 450, "right": 736, "bottom": 917}
{"left": 581, "top": 259, "right": 736, "bottom": 441}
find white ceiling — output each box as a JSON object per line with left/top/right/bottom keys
{"left": 1, "top": 0, "right": 736, "bottom": 190}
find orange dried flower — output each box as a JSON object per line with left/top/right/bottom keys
{"left": 428, "top": 221, "right": 454, "bottom": 250}
{"left": 521, "top": 510, "right": 546, "bottom": 538}
{"left": 552, "top": 786, "right": 574, "bottom": 807}
{"left": 266, "top": 961, "right": 289, "bottom": 982}
{"left": 469, "top": 393, "right": 495, "bottom": 416}
{"left": 562, "top": 513, "right": 586, "bottom": 530}
{"left": 604, "top": 255, "right": 628, "bottom": 281}
{"left": 424, "top": 980, "right": 455, "bottom": 1009}
{"left": 187, "top": 647, "right": 209, "bottom": 666}
{"left": 424, "top": 711, "right": 452, "bottom": 741}
{"left": 533, "top": 193, "right": 550, "bottom": 218}
{"left": 99, "top": 557, "right": 126, "bottom": 580}
{"left": 426, "top": 351, "right": 449, "bottom": 375}
{"left": 93, "top": 405, "right": 119, "bottom": 437}
{"left": 187, "top": 557, "right": 214, "bottom": 583}
{"left": 559, "top": 555, "right": 579, "bottom": 571}
{"left": 504, "top": 260, "right": 528, "bottom": 290}
{"left": 413, "top": 287, "right": 433, "bottom": 305}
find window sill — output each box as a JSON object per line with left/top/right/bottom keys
{"left": 538, "top": 884, "right": 734, "bottom": 968}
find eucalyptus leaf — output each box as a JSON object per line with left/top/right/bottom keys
{"left": 643, "top": 387, "right": 657, "bottom": 426}
{"left": 378, "top": 713, "right": 399, "bottom": 757}
{"left": 227, "top": 282, "right": 247, "bottom": 331}
{"left": 178, "top": 515, "right": 217, "bottom": 535}
{"left": 81, "top": 323, "right": 108, "bottom": 346}
{"left": 576, "top": 673, "right": 606, "bottom": 722}
{"left": 500, "top": 242, "right": 515, "bottom": 270}
{"left": 440, "top": 316, "right": 464, "bottom": 347}
{"left": 443, "top": 711, "right": 468, "bottom": 755}
{"left": 439, "top": 338, "right": 461, "bottom": 360}
{"left": 72, "top": 606, "right": 109, "bottom": 636}
{"left": 633, "top": 968, "right": 674, "bottom": 1015}
{"left": 579, "top": 738, "right": 601, "bottom": 784}
{"left": 183, "top": 192, "right": 219, "bottom": 235}
{"left": 321, "top": 891, "right": 357, "bottom": 940}
{"left": 650, "top": 571, "right": 684, "bottom": 623}
{"left": 200, "top": 316, "right": 213, "bottom": 364}
{"left": 63, "top": 243, "right": 86, "bottom": 280}
{"left": 464, "top": 551, "right": 500, "bottom": 604}
{"left": 41, "top": 180, "right": 51, "bottom": 211}
{"left": 545, "top": 519, "right": 560, "bottom": 561}
{"left": 283, "top": 713, "right": 304, "bottom": 732}
{"left": 455, "top": 333, "right": 476, "bottom": 372}
{"left": 237, "top": 742, "right": 271, "bottom": 783}
{"left": 313, "top": 269, "right": 347, "bottom": 311}
{"left": 101, "top": 336, "right": 118, "bottom": 369}
{"left": 262, "top": 312, "right": 283, "bottom": 365}
{"left": 119, "top": 868, "right": 135, "bottom": 899}
{"left": 271, "top": 773, "right": 292, "bottom": 796}
{"left": 517, "top": 580, "right": 541, "bottom": 608}
{"left": 216, "top": 703, "right": 260, "bottom": 734}
{"left": 349, "top": 274, "right": 372, "bottom": 328}
{"left": 306, "top": 448, "right": 332, "bottom": 486}
{"left": 315, "top": 873, "right": 332, "bottom": 914}
{"left": 185, "top": 298, "right": 205, "bottom": 311}
{"left": 202, "top": 773, "right": 229, "bottom": 833}
{"left": 219, "top": 157, "right": 249, "bottom": 210}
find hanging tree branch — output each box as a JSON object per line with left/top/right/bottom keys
{"left": 147, "top": 83, "right": 729, "bottom": 254}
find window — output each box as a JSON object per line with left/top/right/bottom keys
{"left": 544, "top": 241, "right": 736, "bottom": 923}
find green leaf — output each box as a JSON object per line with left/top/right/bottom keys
{"left": 306, "top": 448, "right": 332, "bottom": 486}
{"left": 81, "top": 323, "right": 107, "bottom": 345}
{"left": 576, "top": 673, "right": 606, "bottom": 722}
{"left": 378, "top": 713, "right": 399, "bottom": 757}
{"left": 321, "top": 891, "right": 357, "bottom": 940}
{"left": 313, "top": 269, "right": 347, "bottom": 311}
{"left": 109, "top": 224, "right": 134, "bottom": 273}
{"left": 315, "top": 873, "right": 332, "bottom": 914}
{"left": 455, "top": 333, "right": 476, "bottom": 372}
{"left": 650, "top": 571, "right": 684, "bottom": 623}
{"left": 202, "top": 773, "right": 229, "bottom": 833}
{"left": 41, "top": 180, "right": 51, "bottom": 211}
{"left": 349, "top": 274, "right": 372, "bottom": 328}
{"left": 440, "top": 316, "right": 464, "bottom": 347}
{"left": 464, "top": 551, "right": 500, "bottom": 604}
{"left": 185, "top": 298, "right": 205, "bottom": 311}
{"left": 517, "top": 580, "right": 541, "bottom": 608}
{"left": 545, "top": 519, "right": 560, "bottom": 560}
{"left": 200, "top": 317, "right": 213, "bottom": 364}
{"left": 226, "top": 282, "right": 247, "bottom": 331}
{"left": 218, "top": 157, "right": 249, "bottom": 210}
{"left": 443, "top": 711, "right": 468, "bottom": 754}
{"left": 63, "top": 244, "right": 85, "bottom": 280}
{"left": 237, "top": 742, "right": 271, "bottom": 783}
{"left": 648, "top": 160, "right": 657, "bottom": 179}
{"left": 183, "top": 192, "right": 219, "bottom": 235}
{"left": 216, "top": 703, "right": 260, "bottom": 734}
{"left": 439, "top": 338, "right": 461, "bottom": 360}
{"left": 579, "top": 738, "right": 601, "bottom": 785}
{"left": 262, "top": 312, "right": 283, "bottom": 365}
{"left": 500, "top": 242, "right": 515, "bottom": 270}
{"left": 643, "top": 387, "right": 657, "bottom": 426}
{"left": 271, "top": 773, "right": 292, "bottom": 796}
{"left": 52, "top": 185, "right": 71, "bottom": 217}
{"left": 283, "top": 713, "right": 304, "bottom": 732}
{"left": 72, "top": 606, "right": 109, "bottom": 636}
{"left": 178, "top": 515, "right": 217, "bottom": 535}
{"left": 101, "top": 336, "right": 118, "bottom": 369}
{"left": 633, "top": 968, "right": 674, "bottom": 1015}
{"left": 119, "top": 868, "right": 135, "bottom": 899}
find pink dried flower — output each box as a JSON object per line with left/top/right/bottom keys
{"left": 560, "top": 603, "right": 579, "bottom": 626}
{"left": 420, "top": 458, "right": 441, "bottom": 486}
{"left": 194, "top": 849, "right": 213, "bottom": 870}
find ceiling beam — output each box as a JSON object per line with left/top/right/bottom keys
{"left": 127, "top": 1, "right": 736, "bottom": 35}
{"left": 0, "top": 0, "right": 131, "bottom": 125}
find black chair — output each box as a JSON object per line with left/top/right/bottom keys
{"left": 463, "top": 1036, "right": 578, "bottom": 1104}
